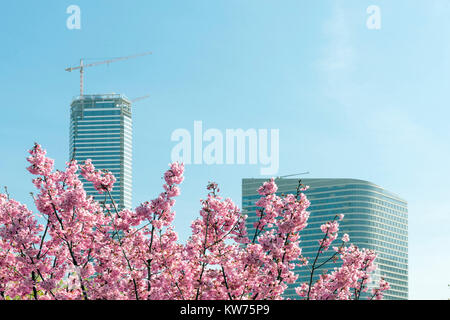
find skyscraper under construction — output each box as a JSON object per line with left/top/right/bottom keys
{"left": 70, "top": 94, "right": 132, "bottom": 210}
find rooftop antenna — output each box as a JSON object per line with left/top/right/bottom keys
{"left": 65, "top": 51, "right": 153, "bottom": 96}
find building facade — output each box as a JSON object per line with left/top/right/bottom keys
{"left": 70, "top": 94, "right": 132, "bottom": 210}
{"left": 242, "top": 178, "right": 408, "bottom": 300}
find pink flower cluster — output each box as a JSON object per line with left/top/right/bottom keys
{"left": 0, "top": 144, "right": 389, "bottom": 300}
{"left": 298, "top": 244, "right": 379, "bottom": 300}
{"left": 80, "top": 159, "right": 116, "bottom": 193}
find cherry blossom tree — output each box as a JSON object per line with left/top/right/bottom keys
{"left": 0, "top": 144, "right": 389, "bottom": 300}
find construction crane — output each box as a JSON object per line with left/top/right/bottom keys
{"left": 131, "top": 94, "right": 151, "bottom": 103}
{"left": 277, "top": 172, "right": 310, "bottom": 179}
{"left": 65, "top": 51, "right": 152, "bottom": 96}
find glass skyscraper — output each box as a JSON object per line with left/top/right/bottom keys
{"left": 70, "top": 94, "right": 132, "bottom": 210}
{"left": 242, "top": 178, "right": 408, "bottom": 300}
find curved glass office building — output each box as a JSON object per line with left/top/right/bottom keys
{"left": 242, "top": 178, "right": 408, "bottom": 300}
{"left": 70, "top": 94, "right": 132, "bottom": 210}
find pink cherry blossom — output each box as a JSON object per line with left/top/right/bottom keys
{"left": 0, "top": 144, "right": 389, "bottom": 300}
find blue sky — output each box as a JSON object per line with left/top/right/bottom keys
{"left": 0, "top": 0, "right": 449, "bottom": 299}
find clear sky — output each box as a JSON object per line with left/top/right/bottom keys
{"left": 0, "top": 0, "right": 448, "bottom": 299}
